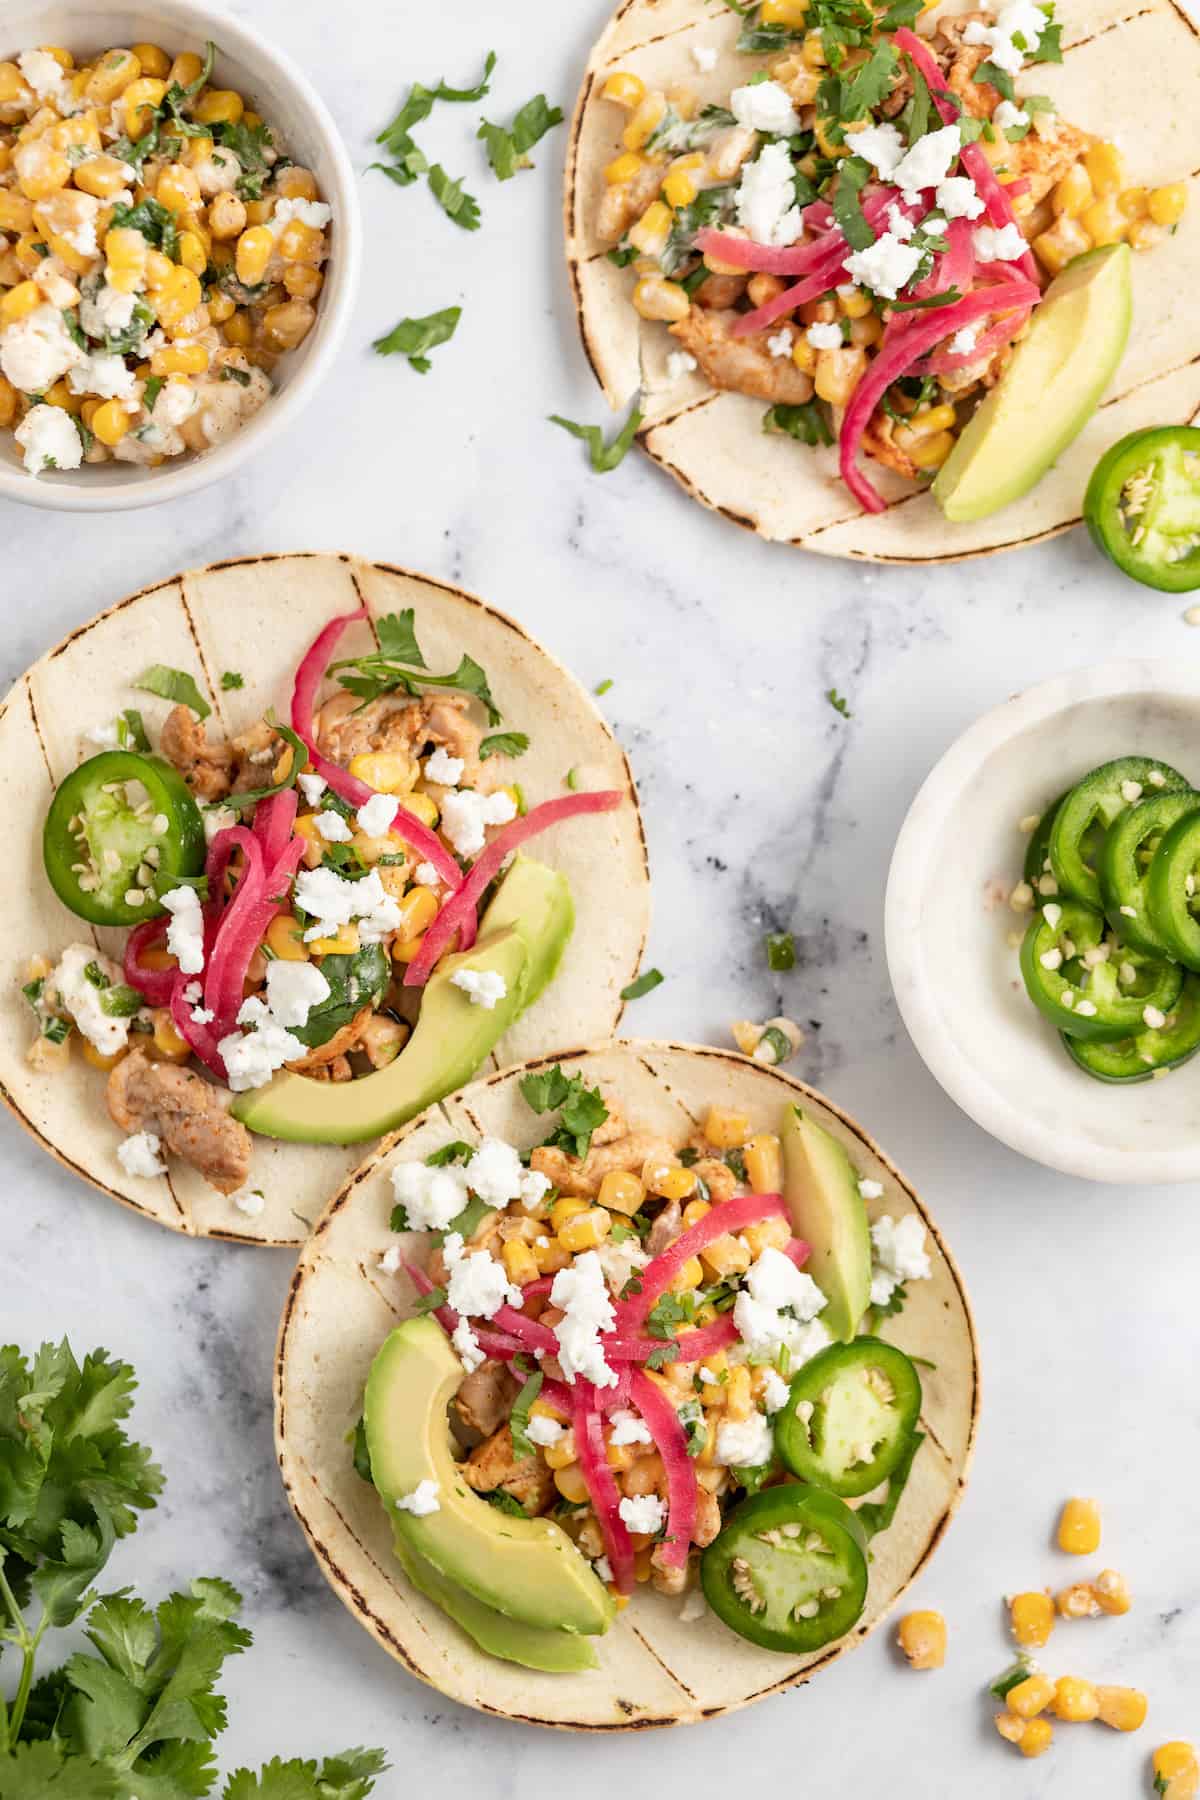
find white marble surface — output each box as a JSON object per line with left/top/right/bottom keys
{"left": 4, "top": 0, "right": 1200, "bottom": 1792}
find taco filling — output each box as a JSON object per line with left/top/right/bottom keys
{"left": 358, "top": 1069, "right": 933, "bottom": 1665}
{"left": 23, "top": 607, "right": 623, "bottom": 1202}
{"left": 595, "top": 0, "right": 1187, "bottom": 512}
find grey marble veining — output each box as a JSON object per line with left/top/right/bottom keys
{"left": 4, "top": 0, "right": 1200, "bottom": 1792}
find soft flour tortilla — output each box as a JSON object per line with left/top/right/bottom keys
{"left": 565, "top": 0, "right": 1200, "bottom": 560}
{"left": 0, "top": 555, "right": 649, "bottom": 1245}
{"left": 274, "top": 1040, "right": 978, "bottom": 1729}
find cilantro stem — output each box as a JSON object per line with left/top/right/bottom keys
{"left": 0, "top": 1554, "right": 45, "bottom": 1744}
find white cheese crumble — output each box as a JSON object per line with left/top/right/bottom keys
{"left": 691, "top": 44, "right": 718, "bottom": 72}
{"left": 767, "top": 327, "right": 793, "bottom": 358}
{"left": 14, "top": 404, "right": 83, "bottom": 475}
{"left": 717, "top": 1412, "right": 775, "bottom": 1468}
{"left": 609, "top": 1409, "right": 653, "bottom": 1447}
{"left": 951, "top": 323, "right": 981, "bottom": 355}
{"left": 993, "top": 99, "right": 1030, "bottom": 133}
{"left": 203, "top": 804, "right": 237, "bottom": 845}
{"left": 379, "top": 1245, "right": 403, "bottom": 1275}
{"left": 0, "top": 304, "right": 85, "bottom": 395}
{"left": 963, "top": 0, "right": 1049, "bottom": 77}
{"left": 117, "top": 1130, "right": 166, "bottom": 1178}
{"left": 762, "top": 1368, "right": 791, "bottom": 1414}
{"left": 439, "top": 788, "right": 516, "bottom": 858}
{"left": 292, "top": 866, "right": 402, "bottom": 944}
{"left": 666, "top": 349, "right": 698, "bottom": 381}
{"left": 736, "top": 140, "right": 803, "bottom": 248}
{"left": 79, "top": 281, "right": 136, "bottom": 340}
{"left": 314, "top": 809, "right": 353, "bottom": 842}
{"left": 618, "top": 1494, "right": 666, "bottom": 1534}
{"left": 731, "top": 78, "right": 801, "bottom": 137}
{"left": 356, "top": 792, "right": 396, "bottom": 837}
{"left": 844, "top": 231, "right": 923, "bottom": 301}
{"left": 733, "top": 1246, "right": 829, "bottom": 1362}
{"left": 17, "top": 48, "right": 67, "bottom": 102}
{"left": 413, "top": 861, "right": 441, "bottom": 887}
{"left": 858, "top": 1177, "right": 884, "bottom": 1201}
{"left": 891, "top": 123, "right": 962, "bottom": 196}
{"left": 48, "top": 945, "right": 129, "bottom": 1056}
{"left": 550, "top": 1250, "right": 619, "bottom": 1387}
{"left": 452, "top": 1319, "right": 485, "bottom": 1372}
{"left": 264, "top": 958, "right": 330, "bottom": 1029}
{"left": 218, "top": 998, "right": 306, "bottom": 1091}
{"left": 974, "top": 222, "right": 1028, "bottom": 263}
{"left": 936, "top": 175, "right": 985, "bottom": 220}
{"left": 848, "top": 121, "right": 904, "bottom": 179}
{"left": 269, "top": 197, "right": 333, "bottom": 235}
{"left": 297, "top": 771, "right": 327, "bottom": 806}
{"left": 450, "top": 967, "right": 507, "bottom": 1009}
{"left": 869, "top": 1213, "right": 932, "bottom": 1308}
{"left": 67, "top": 351, "right": 137, "bottom": 402}
{"left": 424, "top": 746, "right": 465, "bottom": 786}
{"left": 806, "top": 321, "right": 843, "bottom": 350}
{"left": 444, "top": 1230, "right": 522, "bottom": 1320}
{"left": 233, "top": 1188, "right": 266, "bottom": 1217}
{"left": 680, "top": 1588, "right": 708, "bottom": 1622}
{"left": 391, "top": 1159, "right": 469, "bottom": 1231}
{"left": 161, "top": 886, "right": 205, "bottom": 976}
{"left": 395, "top": 1479, "right": 441, "bottom": 1516}
{"left": 526, "top": 1414, "right": 565, "bottom": 1447}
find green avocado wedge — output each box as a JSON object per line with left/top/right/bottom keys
{"left": 231, "top": 856, "right": 571, "bottom": 1144}
{"left": 365, "top": 1318, "right": 613, "bottom": 1639}
{"left": 780, "top": 1107, "right": 871, "bottom": 1343}
{"left": 389, "top": 1531, "right": 599, "bottom": 1673}
{"left": 933, "top": 244, "right": 1133, "bottom": 523}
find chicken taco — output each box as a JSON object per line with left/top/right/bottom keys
{"left": 565, "top": 0, "right": 1200, "bottom": 559}
{"left": 0, "top": 554, "right": 648, "bottom": 1244}
{"left": 275, "top": 1042, "right": 977, "bottom": 1728}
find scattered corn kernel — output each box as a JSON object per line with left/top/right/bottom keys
{"left": 1095, "top": 1685, "right": 1147, "bottom": 1733}
{"left": 896, "top": 1610, "right": 946, "bottom": 1670}
{"left": 1052, "top": 1675, "right": 1099, "bottom": 1722}
{"left": 1007, "top": 1673, "right": 1056, "bottom": 1719}
{"left": 1057, "top": 1497, "right": 1101, "bottom": 1556}
{"left": 1057, "top": 1582, "right": 1102, "bottom": 1620}
{"left": 1010, "top": 1591, "right": 1055, "bottom": 1649}
{"left": 704, "top": 1106, "right": 750, "bottom": 1150}
{"left": 1153, "top": 1743, "right": 1200, "bottom": 1800}
{"left": 597, "top": 1169, "right": 645, "bottom": 1216}
{"left": 603, "top": 71, "right": 646, "bottom": 110}
{"left": 558, "top": 1207, "right": 613, "bottom": 1253}
{"left": 1148, "top": 182, "right": 1188, "bottom": 227}
{"left": 1092, "top": 1569, "right": 1131, "bottom": 1616}
{"left": 605, "top": 149, "right": 644, "bottom": 185}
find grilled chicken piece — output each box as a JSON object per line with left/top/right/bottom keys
{"left": 998, "top": 119, "right": 1093, "bottom": 208}
{"left": 597, "top": 157, "right": 666, "bottom": 243}
{"left": 530, "top": 1131, "right": 678, "bottom": 1200}
{"left": 315, "top": 691, "right": 489, "bottom": 787}
{"left": 159, "top": 704, "right": 233, "bottom": 801}
{"left": 462, "top": 1424, "right": 556, "bottom": 1514}
{"left": 862, "top": 409, "right": 920, "bottom": 481}
{"left": 692, "top": 271, "right": 749, "bottom": 309}
{"left": 669, "top": 308, "right": 815, "bottom": 403}
{"left": 107, "top": 1048, "right": 252, "bottom": 1194}
{"left": 937, "top": 14, "right": 1002, "bottom": 119}
{"left": 450, "top": 1360, "right": 520, "bottom": 1450}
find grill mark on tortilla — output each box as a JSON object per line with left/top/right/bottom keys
{"left": 1063, "top": 4, "right": 1159, "bottom": 53}
{"left": 626, "top": 1621, "right": 699, "bottom": 1700}
{"left": 1166, "top": 0, "right": 1200, "bottom": 35}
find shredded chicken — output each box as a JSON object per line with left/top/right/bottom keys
{"left": 936, "top": 14, "right": 1002, "bottom": 120}
{"left": 669, "top": 308, "right": 816, "bottom": 404}
{"left": 997, "top": 119, "right": 1093, "bottom": 208}
{"left": 692, "top": 271, "right": 748, "bottom": 310}
{"left": 450, "top": 1360, "right": 519, "bottom": 1449}
{"left": 530, "top": 1131, "right": 678, "bottom": 1200}
{"left": 462, "top": 1424, "right": 556, "bottom": 1514}
{"left": 107, "top": 1048, "right": 252, "bottom": 1194}
{"left": 862, "top": 409, "right": 920, "bottom": 481}
{"left": 315, "top": 691, "right": 489, "bottom": 787}
{"left": 229, "top": 719, "right": 283, "bottom": 794}
{"left": 159, "top": 705, "right": 233, "bottom": 802}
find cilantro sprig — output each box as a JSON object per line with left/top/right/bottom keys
{"left": 329, "top": 608, "right": 502, "bottom": 725}
{"left": 478, "top": 96, "right": 564, "bottom": 181}
{"left": 549, "top": 402, "right": 642, "bottom": 473}
{"left": 373, "top": 305, "right": 461, "bottom": 374}
{"left": 520, "top": 1064, "right": 610, "bottom": 1158}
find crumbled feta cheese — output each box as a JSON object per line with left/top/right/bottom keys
{"left": 86, "top": 720, "right": 121, "bottom": 749}
{"left": 67, "top": 351, "right": 137, "bottom": 402}
{"left": 292, "top": 866, "right": 402, "bottom": 944}
{"left": 936, "top": 175, "right": 985, "bottom": 220}
{"left": 49, "top": 944, "right": 129, "bottom": 1056}
{"left": 691, "top": 44, "right": 718, "bottom": 72}
{"left": 520, "top": 1169, "right": 553, "bottom": 1210}
{"left": 736, "top": 140, "right": 803, "bottom": 248}
{"left": 869, "top": 1213, "right": 932, "bottom": 1309}
{"left": 379, "top": 1245, "right": 403, "bottom": 1274}
{"left": 413, "top": 861, "right": 441, "bottom": 887}
{"left": 596, "top": 1554, "right": 614, "bottom": 1584}
{"left": 666, "top": 349, "right": 698, "bottom": 381}
{"left": 963, "top": 0, "right": 1049, "bottom": 76}
{"left": 716, "top": 1412, "right": 774, "bottom": 1468}
{"left": 609, "top": 1409, "right": 653, "bottom": 1447}
{"left": 391, "top": 1159, "right": 470, "bottom": 1231}
{"left": 858, "top": 1178, "right": 884, "bottom": 1201}
{"left": 395, "top": 1479, "right": 441, "bottom": 1516}
{"left": 153, "top": 378, "right": 197, "bottom": 428}
{"left": 462, "top": 1137, "right": 529, "bottom": 1208}
{"left": 14, "top": 404, "right": 83, "bottom": 475}
{"left": 886, "top": 202, "right": 917, "bottom": 241}
{"left": 264, "top": 958, "right": 330, "bottom": 1029}
{"left": 444, "top": 1230, "right": 521, "bottom": 1319}
{"left": 974, "top": 222, "right": 1028, "bottom": 263}
{"left": 951, "top": 323, "right": 981, "bottom": 355}
{"left": 762, "top": 1368, "right": 791, "bottom": 1414}
{"left": 526, "top": 1415, "right": 565, "bottom": 1447}
{"left": 233, "top": 1188, "right": 266, "bottom": 1218}
{"left": 618, "top": 1494, "right": 666, "bottom": 1534}
{"left": 161, "top": 886, "right": 205, "bottom": 975}
{"left": 269, "top": 197, "right": 333, "bottom": 235}
{"left": 1, "top": 304, "right": 86, "bottom": 394}
{"left": 730, "top": 78, "right": 800, "bottom": 137}
{"left": 218, "top": 999, "right": 306, "bottom": 1092}
{"left": 356, "top": 792, "right": 396, "bottom": 837}
{"left": 297, "top": 771, "right": 327, "bottom": 806}
{"left": 806, "top": 321, "right": 843, "bottom": 350}
{"left": 734, "top": 1247, "right": 828, "bottom": 1362}
{"left": 843, "top": 230, "right": 923, "bottom": 301}
{"left": 17, "top": 48, "right": 66, "bottom": 102}
{"left": 314, "top": 808, "right": 353, "bottom": 842}
{"left": 892, "top": 123, "right": 962, "bottom": 196}
{"left": 767, "top": 327, "right": 793, "bottom": 358}
{"left": 117, "top": 1130, "right": 166, "bottom": 1178}
{"left": 79, "top": 281, "right": 136, "bottom": 340}
{"left": 452, "top": 1318, "right": 485, "bottom": 1372}
{"left": 439, "top": 788, "right": 517, "bottom": 858}
{"left": 424, "top": 747, "right": 465, "bottom": 786}
{"left": 993, "top": 99, "right": 1030, "bottom": 133}
{"left": 450, "top": 968, "right": 507, "bottom": 1009}
{"left": 848, "top": 121, "right": 904, "bottom": 179}
{"left": 194, "top": 147, "right": 240, "bottom": 196}
{"left": 203, "top": 804, "right": 237, "bottom": 845}
{"left": 550, "top": 1250, "right": 619, "bottom": 1388}
{"left": 594, "top": 1235, "right": 648, "bottom": 1293}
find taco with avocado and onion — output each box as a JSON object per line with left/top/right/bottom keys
{"left": 566, "top": 0, "right": 1200, "bottom": 557}
{"left": 275, "top": 1042, "right": 977, "bottom": 1729}
{"left": 1, "top": 554, "right": 648, "bottom": 1245}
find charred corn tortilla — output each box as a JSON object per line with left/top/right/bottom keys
{"left": 274, "top": 1041, "right": 978, "bottom": 1729}
{"left": 0, "top": 555, "right": 649, "bottom": 1245}
{"left": 565, "top": 0, "right": 1200, "bottom": 560}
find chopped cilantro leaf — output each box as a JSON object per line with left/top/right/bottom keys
{"left": 221, "top": 669, "right": 245, "bottom": 690}
{"left": 826, "top": 687, "right": 852, "bottom": 717}
{"left": 134, "top": 664, "right": 210, "bottom": 719}
{"left": 549, "top": 403, "right": 642, "bottom": 472}
{"left": 427, "top": 163, "right": 481, "bottom": 230}
{"left": 620, "top": 968, "right": 664, "bottom": 1001}
{"left": 509, "top": 1370, "right": 543, "bottom": 1459}
{"left": 520, "top": 1063, "right": 609, "bottom": 1158}
{"left": 766, "top": 931, "right": 796, "bottom": 971}
{"left": 831, "top": 155, "right": 876, "bottom": 251}
{"left": 373, "top": 305, "right": 461, "bottom": 374}
{"left": 479, "top": 730, "right": 529, "bottom": 760}
{"left": 478, "top": 95, "right": 564, "bottom": 180}
{"left": 763, "top": 400, "right": 834, "bottom": 447}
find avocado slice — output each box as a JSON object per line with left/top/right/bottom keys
{"left": 933, "top": 244, "right": 1133, "bottom": 523}
{"left": 365, "top": 1318, "right": 613, "bottom": 1638}
{"left": 780, "top": 1107, "right": 871, "bottom": 1344}
{"left": 231, "top": 857, "right": 572, "bottom": 1145}
{"left": 389, "top": 1531, "right": 599, "bottom": 1673}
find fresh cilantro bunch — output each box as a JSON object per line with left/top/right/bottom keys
{"left": 0, "top": 1343, "right": 385, "bottom": 1799}
{"left": 519, "top": 1065, "right": 610, "bottom": 1157}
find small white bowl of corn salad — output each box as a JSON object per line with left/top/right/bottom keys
{"left": 0, "top": 0, "right": 360, "bottom": 510}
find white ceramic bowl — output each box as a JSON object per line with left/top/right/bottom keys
{"left": 885, "top": 662, "right": 1200, "bottom": 1185}
{"left": 0, "top": 0, "right": 361, "bottom": 511}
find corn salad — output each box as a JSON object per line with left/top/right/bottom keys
{"left": 0, "top": 40, "right": 331, "bottom": 476}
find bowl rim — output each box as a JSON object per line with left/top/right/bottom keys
{"left": 884, "top": 658, "right": 1200, "bottom": 1185}
{"left": 0, "top": 0, "right": 361, "bottom": 513}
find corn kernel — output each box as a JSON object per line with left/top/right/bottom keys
{"left": 82, "top": 1040, "right": 127, "bottom": 1072}
{"left": 1052, "top": 1675, "right": 1099, "bottom": 1723}
{"left": 310, "top": 923, "right": 361, "bottom": 957}
{"left": 0, "top": 190, "right": 34, "bottom": 233}
{"left": 1082, "top": 195, "right": 1128, "bottom": 246}
{"left": 909, "top": 428, "right": 956, "bottom": 470}
{"left": 122, "top": 76, "right": 167, "bottom": 137}
{"left": 532, "top": 1238, "right": 571, "bottom": 1275}
{"left": 74, "top": 153, "right": 132, "bottom": 200}
{"left": 1008, "top": 1673, "right": 1055, "bottom": 1719}
{"left": 1097, "top": 1686, "right": 1147, "bottom": 1732}
{"left": 1033, "top": 214, "right": 1092, "bottom": 275}
{"left": 743, "top": 1133, "right": 783, "bottom": 1193}
{"left": 275, "top": 165, "right": 319, "bottom": 201}
{"left": 1057, "top": 1581, "right": 1101, "bottom": 1619}
{"left": 345, "top": 749, "right": 415, "bottom": 794}
{"left": 399, "top": 790, "right": 439, "bottom": 829}
{"left": 90, "top": 398, "right": 132, "bottom": 447}
{"left": 261, "top": 297, "right": 315, "bottom": 351}
{"left": 85, "top": 49, "right": 142, "bottom": 105}
{"left": 1009, "top": 1590, "right": 1055, "bottom": 1649}
{"left": 1057, "top": 1497, "right": 1101, "bottom": 1556}
{"left": 168, "top": 51, "right": 206, "bottom": 88}
{"left": 194, "top": 89, "right": 245, "bottom": 126}
{"left": 762, "top": 0, "right": 810, "bottom": 22}
{"left": 278, "top": 219, "right": 324, "bottom": 264}
{"left": 1017, "top": 1717, "right": 1053, "bottom": 1759}
{"left": 143, "top": 247, "right": 175, "bottom": 289}
{"left": 632, "top": 273, "right": 688, "bottom": 321}
{"left": 815, "top": 344, "right": 868, "bottom": 406}
{"left": 623, "top": 92, "right": 668, "bottom": 152}
{"left": 1092, "top": 1568, "right": 1131, "bottom": 1616}
{"left": 628, "top": 198, "right": 672, "bottom": 255}
{"left": 550, "top": 1196, "right": 589, "bottom": 1232}
{"left": 1153, "top": 1743, "right": 1200, "bottom": 1800}
{"left": 44, "top": 379, "right": 81, "bottom": 415}
{"left": 724, "top": 1364, "right": 753, "bottom": 1420}
{"left": 553, "top": 1463, "right": 590, "bottom": 1503}
{"left": 284, "top": 263, "right": 324, "bottom": 302}
{"left": 597, "top": 1169, "right": 645, "bottom": 1216}
{"left": 646, "top": 1161, "right": 697, "bottom": 1202}
{"left": 1085, "top": 141, "right": 1124, "bottom": 197}
{"left": 791, "top": 337, "right": 817, "bottom": 374}
{"left": 130, "top": 43, "right": 171, "bottom": 78}
{"left": 802, "top": 28, "right": 827, "bottom": 65}
{"left": 603, "top": 71, "right": 647, "bottom": 110}
{"left": 1149, "top": 181, "right": 1188, "bottom": 227}
{"left": 0, "top": 376, "right": 17, "bottom": 429}
{"left": 896, "top": 1610, "right": 946, "bottom": 1670}
{"left": 395, "top": 887, "right": 439, "bottom": 943}
{"left": 151, "top": 1009, "right": 190, "bottom": 1062}
{"left": 681, "top": 1198, "right": 711, "bottom": 1228}
{"left": 993, "top": 1712, "right": 1026, "bottom": 1748}
{"left": 1053, "top": 161, "right": 1093, "bottom": 219}
{"left": 699, "top": 1234, "right": 752, "bottom": 1278}
{"left": 501, "top": 1238, "right": 539, "bottom": 1286}
{"left": 1128, "top": 217, "right": 1166, "bottom": 252}
{"left": 559, "top": 1208, "right": 613, "bottom": 1253}
{"left": 0, "top": 279, "right": 42, "bottom": 325}
{"left": 605, "top": 150, "right": 644, "bottom": 185}
{"left": 235, "top": 223, "right": 274, "bottom": 287}
{"left": 703, "top": 1106, "right": 750, "bottom": 1150}
{"left": 670, "top": 1255, "right": 704, "bottom": 1292}
{"left": 149, "top": 341, "right": 209, "bottom": 378}
{"left": 264, "top": 914, "right": 308, "bottom": 961}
